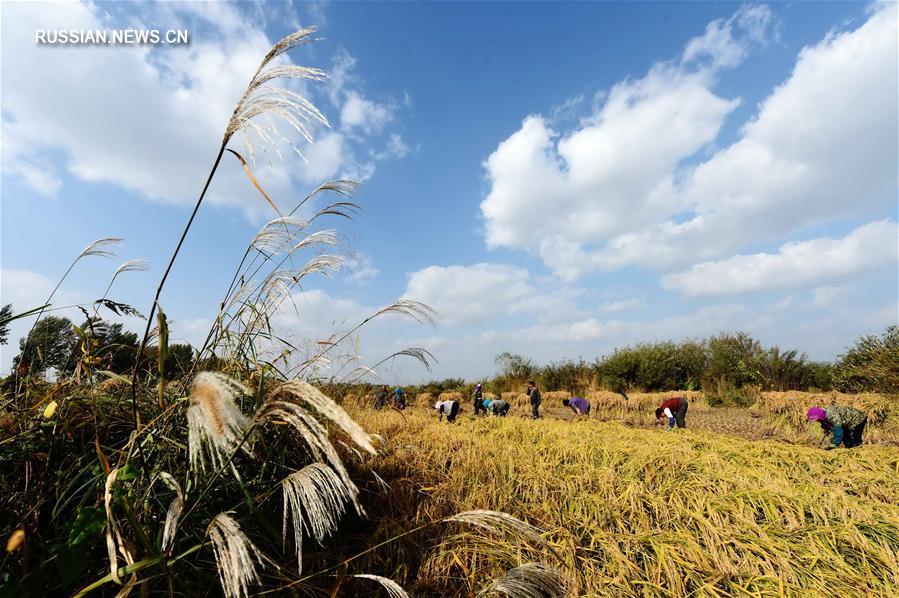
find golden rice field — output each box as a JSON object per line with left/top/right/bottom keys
{"left": 341, "top": 393, "right": 899, "bottom": 597}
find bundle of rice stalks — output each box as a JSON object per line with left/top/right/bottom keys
{"left": 437, "top": 391, "right": 463, "bottom": 403}
{"left": 754, "top": 391, "right": 897, "bottom": 445}
{"left": 501, "top": 392, "right": 530, "bottom": 408}
{"left": 347, "top": 407, "right": 899, "bottom": 596}
{"left": 542, "top": 390, "right": 572, "bottom": 402}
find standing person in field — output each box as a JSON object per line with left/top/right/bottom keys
{"left": 434, "top": 399, "right": 460, "bottom": 423}
{"left": 563, "top": 397, "right": 591, "bottom": 419}
{"left": 655, "top": 396, "right": 688, "bottom": 430}
{"left": 473, "top": 383, "right": 487, "bottom": 416}
{"left": 807, "top": 406, "right": 868, "bottom": 449}
{"left": 374, "top": 385, "right": 388, "bottom": 410}
{"left": 484, "top": 398, "right": 511, "bottom": 416}
{"left": 527, "top": 381, "right": 541, "bottom": 420}
{"left": 393, "top": 387, "right": 406, "bottom": 410}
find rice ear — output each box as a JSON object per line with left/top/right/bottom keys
{"left": 353, "top": 574, "right": 411, "bottom": 598}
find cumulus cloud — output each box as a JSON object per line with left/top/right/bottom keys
{"left": 480, "top": 4, "right": 897, "bottom": 280}
{"left": 401, "top": 262, "right": 585, "bottom": 327}
{"left": 661, "top": 220, "right": 898, "bottom": 296}
{"left": 1, "top": 2, "right": 410, "bottom": 212}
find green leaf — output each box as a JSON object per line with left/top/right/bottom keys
{"left": 68, "top": 505, "right": 105, "bottom": 546}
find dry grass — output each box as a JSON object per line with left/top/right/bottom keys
{"left": 345, "top": 402, "right": 899, "bottom": 597}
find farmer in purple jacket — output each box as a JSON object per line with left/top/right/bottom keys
{"left": 563, "top": 397, "right": 591, "bottom": 419}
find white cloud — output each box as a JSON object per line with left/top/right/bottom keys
{"left": 340, "top": 90, "right": 393, "bottom": 134}
{"left": 661, "top": 220, "right": 898, "bottom": 296}
{"left": 682, "top": 4, "right": 776, "bottom": 69}
{"left": 480, "top": 5, "right": 774, "bottom": 280}
{"left": 343, "top": 252, "right": 379, "bottom": 285}
{"left": 402, "top": 263, "right": 537, "bottom": 326}
{"left": 598, "top": 297, "right": 646, "bottom": 314}
{"left": 1, "top": 2, "right": 410, "bottom": 216}
{"left": 480, "top": 4, "right": 896, "bottom": 279}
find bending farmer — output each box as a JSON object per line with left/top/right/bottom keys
{"left": 434, "top": 399, "right": 460, "bottom": 423}
{"left": 485, "top": 398, "right": 510, "bottom": 416}
{"left": 563, "top": 397, "right": 591, "bottom": 419}
{"left": 655, "top": 396, "right": 688, "bottom": 429}
{"left": 807, "top": 406, "right": 868, "bottom": 449}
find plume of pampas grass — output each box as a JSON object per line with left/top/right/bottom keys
{"left": 282, "top": 463, "right": 362, "bottom": 573}
{"left": 77, "top": 237, "right": 123, "bottom": 260}
{"left": 272, "top": 380, "right": 376, "bottom": 455}
{"left": 481, "top": 563, "right": 567, "bottom": 598}
{"left": 250, "top": 217, "right": 310, "bottom": 255}
{"left": 157, "top": 472, "right": 184, "bottom": 555}
{"left": 225, "top": 27, "right": 328, "bottom": 160}
{"left": 254, "top": 399, "right": 360, "bottom": 504}
{"left": 353, "top": 574, "right": 411, "bottom": 598}
{"left": 187, "top": 372, "right": 253, "bottom": 476}
{"left": 443, "top": 511, "right": 558, "bottom": 560}
{"left": 206, "top": 513, "right": 266, "bottom": 598}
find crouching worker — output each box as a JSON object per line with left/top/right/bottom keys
{"left": 655, "top": 396, "right": 688, "bottom": 429}
{"left": 562, "top": 397, "right": 591, "bottom": 419}
{"left": 473, "top": 384, "right": 487, "bottom": 416}
{"left": 485, "top": 398, "right": 510, "bottom": 416}
{"left": 435, "top": 399, "right": 460, "bottom": 423}
{"left": 807, "top": 406, "right": 868, "bottom": 449}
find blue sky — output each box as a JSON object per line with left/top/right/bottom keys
{"left": 1, "top": 1, "right": 896, "bottom": 383}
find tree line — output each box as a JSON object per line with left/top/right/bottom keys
{"left": 417, "top": 328, "right": 899, "bottom": 402}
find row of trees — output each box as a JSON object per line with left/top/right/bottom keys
{"left": 5, "top": 313, "right": 194, "bottom": 381}
{"left": 425, "top": 328, "right": 897, "bottom": 397}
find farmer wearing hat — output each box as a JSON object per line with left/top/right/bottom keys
{"left": 473, "top": 383, "right": 487, "bottom": 416}
{"left": 807, "top": 405, "right": 868, "bottom": 449}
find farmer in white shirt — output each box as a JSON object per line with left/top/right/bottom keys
{"left": 434, "top": 399, "right": 460, "bottom": 423}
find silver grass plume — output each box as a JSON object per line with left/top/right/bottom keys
{"left": 157, "top": 472, "right": 184, "bottom": 555}
{"left": 251, "top": 217, "right": 310, "bottom": 255}
{"left": 187, "top": 372, "right": 253, "bottom": 476}
{"left": 224, "top": 27, "right": 329, "bottom": 160}
{"left": 254, "top": 399, "right": 362, "bottom": 514}
{"left": 271, "top": 380, "right": 376, "bottom": 455}
{"left": 480, "top": 563, "right": 567, "bottom": 598}
{"left": 206, "top": 513, "right": 266, "bottom": 598}
{"left": 281, "top": 463, "right": 361, "bottom": 573}
{"left": 78, "top": 237, "right": 123, "bottom": 260}
{"left": 443, "top": 511, "right": 559, "bottom": 561}
{"left": 354, "top": 574, "right": 411, "bottom": 598}
{"left": 112, "top": 258, "right": 149, "bottom": 277}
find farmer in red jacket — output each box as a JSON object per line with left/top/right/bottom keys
{"left": 655, "top": 396, "right": 689, "bottom": 429}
